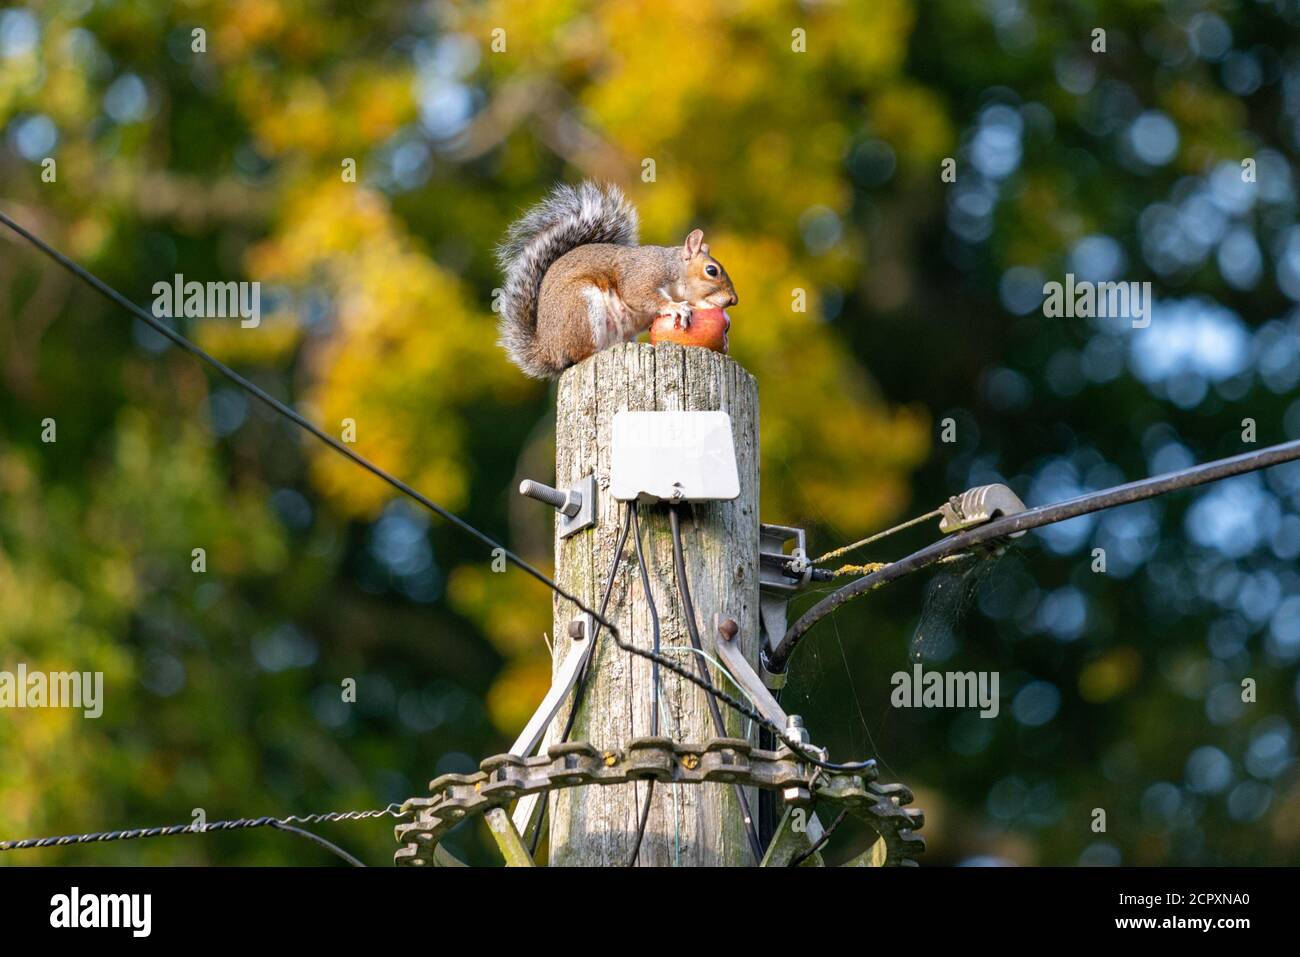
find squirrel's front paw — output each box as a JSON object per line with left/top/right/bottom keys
{"left": 661, "top": 302, "right": 693, "bottom": 329}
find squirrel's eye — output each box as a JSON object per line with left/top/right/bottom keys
{"left": 705, "top": 264, "right": 719, "bottom": 278}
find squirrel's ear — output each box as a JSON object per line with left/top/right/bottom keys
{"left": 682, "top": 229, "right": 704, "bottom": 261}
{"left": 700, "top": 242, "right": 710, "bottom": 255}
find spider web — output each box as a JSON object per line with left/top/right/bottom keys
{"left": 908, "top": 550, "right": 1002, "bottom": 662}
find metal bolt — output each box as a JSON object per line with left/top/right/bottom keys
{"left": 568, "top": 619, "right": 586, "bottom": 640}
{"left": 603, "top": 751, "right": 617, "bottom": 767}
{"left": 785, "top": 714, "right": 811, "bottom": 746}
{"left": 782, "top": 785, "right": 812, "bottom": 806}
{"left": 681, "top": 754, "right": 700, "bottom": 770}
{"left": 519, "top": 479, "right": 581, "bottom": 517}
{"left": 718, "top": 618, "right": 739, "bottom": 642}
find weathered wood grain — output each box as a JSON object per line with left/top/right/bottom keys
{"left": 547, "top": 342, "right": 760, "bottom": 867}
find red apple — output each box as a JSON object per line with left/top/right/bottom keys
{"left": 649, "top": 306, "right": 730, "bottom": 354}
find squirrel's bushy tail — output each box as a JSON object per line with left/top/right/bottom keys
{"left": 497, "top": 181, "right": 639, "bottom": 378}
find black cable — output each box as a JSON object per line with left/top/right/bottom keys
{"left": 633, "top": 504, "right": 663, "bottom": 736}
{"left": 268, "top": 820, "right": 366, "bottom": 867}
{"left": 787, "top": 808, "right": 848, "bottom": 867}
{"left": 529, "top": 505, "right": 635, "bottom": 857}
{"left": 628, "top": 502, "right": 660, "bottom": 866}
{"left": 629, "top": 785, "right": 655, "bottom": 866}
{"left": 770, "top": 435, "right": 1300, "bottom": 672}
{"left": 0, "top": 209, "right": 615, "bottom": 637}
{"left": 559, "top": 506, "right": 634, "bottom": 744}
{"left": 668, "top": 505, "right": 764, "bottom": 865}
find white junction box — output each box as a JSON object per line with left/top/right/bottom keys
{"left": 610, "top": 410, "right": 740, "bottom": 503}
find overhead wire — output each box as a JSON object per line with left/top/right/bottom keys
{"left": 0, "top": 804, "right": 406, "bottom": 865}
{"left": 0, "top": 209, "right": 613, "bottom": 635}
{"left": 771, "top": 437, "right": 1300, "bottom": 672}
{"left": 812, "top": 509, "right": 942, "bottom": 566}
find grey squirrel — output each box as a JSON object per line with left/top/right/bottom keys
{"left": 496, "top": 181, "right": 739, "bottom": 378}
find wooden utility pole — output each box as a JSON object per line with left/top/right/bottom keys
{"left": 545, "top": 341, "right": 760, "bottom": 866}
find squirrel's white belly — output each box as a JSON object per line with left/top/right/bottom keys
{"left": 582, "top": 284, "right": 634, "bottom": 350}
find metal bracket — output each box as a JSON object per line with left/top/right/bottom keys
{"left": 715, "top": 618, "right": 829, "bottom": 772}
{"left": 939, "top": 483, "right": 1027, "bottom": 538}
{"left": 508, "top": 615, "right": 594, "bottom": 843}
{"left": 715, "top": 616, "right": 789, "bottom": 730}
{"left": 760, "top": 523, "right": 811, "bottom": 591}
{"left": 758, "top": 523, "right": 815, "bottom": 685}
{"left": 717, "top": 616, "right": 829, "bottom": 826}
{"left": 519, "top": 474, "right": 597, "bottom": 538}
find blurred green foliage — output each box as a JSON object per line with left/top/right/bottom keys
{"left": 0, "top": 0, "right": 1297, "bottom": 866}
